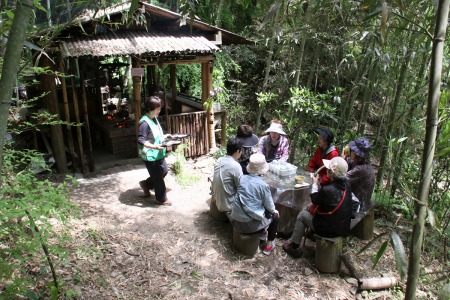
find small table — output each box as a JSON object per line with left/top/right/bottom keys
{"left": 262, "top": 171, "right": 312, "bottom": 236}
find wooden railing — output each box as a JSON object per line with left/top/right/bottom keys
{"left": 166, "top": 111, "right": 209, "bottom": 157}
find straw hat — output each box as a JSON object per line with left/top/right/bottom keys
{"left": 265, "top": 122, "right": 286, "bottom": 135}
{"left": 246, "top": 153, "right": 269, "bottom": 175}
{"left": 322, "top": 157, "right": 348, "bottom": 178}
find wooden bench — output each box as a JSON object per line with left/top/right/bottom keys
{"left": 314, "top": 202, "right": 377, "bottom": 273}
{"left": 350, "top": 202, "right": 377, "bottom": 240}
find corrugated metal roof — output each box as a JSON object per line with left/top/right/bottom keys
{"left": 60, "top": 30, "right": 220, "bottom": 58}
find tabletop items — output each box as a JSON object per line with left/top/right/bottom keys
{"left": 269, "top": 161, "right": 298, "bottom": 177}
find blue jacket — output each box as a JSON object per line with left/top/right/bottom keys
{"left": 231, "top": 174, "right": 275, "bottom": 222}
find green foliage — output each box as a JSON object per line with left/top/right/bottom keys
{"left": 0, "top": 148, "right": 78, "bottom": 298}
{"left": 170, "top": 143, "right": 200, "bottom": 187}
{"left": 359, "top": 227, "right": 408, "bottom": 282}
{"left": 212, "top": 145, "right": 226, "bottom": 160}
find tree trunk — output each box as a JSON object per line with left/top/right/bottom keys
{"left": 390, "top": 48, "right": 430, "bottom": 197}
{"left": 405, "top": 0, "right": 449, "bottom": 298}
{"left": 357, "top": 59, "right": 378, "bottom": 135}
{"left": 376, "top": 47, "right": 412, "bottom": 190}
{"left": 0, "top": 0, "right": 34, "bottom": 167}
{"left": 215, "top": 0, "right": 225, "bottom": 27}
{"left": 293, "top": 3, "right": 310, "bottom": 87}
{"left": 255, "top": 5, "right": 280, "bottom": 133}
{"left": 306, "top": 47, "right": 319, "bottom": 89}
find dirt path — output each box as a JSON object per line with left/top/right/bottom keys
{"left": 66, "top": 156, "right": 412, "bottom": 299}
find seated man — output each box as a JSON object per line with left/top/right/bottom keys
{"left": 230, "top": 153, "right": 279, "bottom": 255}
{"left": 344, "top": 137, "right": 375, "bottom": 211}
{"left": 283, "top": 157, "right": 352, "bottom": 258}
{"left": 306, "top": 127, "right": 339, "bottom": 186}
{"left": 212, "top": 137, "right": 243, "bottom": 212}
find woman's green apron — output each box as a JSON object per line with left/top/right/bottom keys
{"left": 138, "top": 115, "right": 166, "bottom": 161}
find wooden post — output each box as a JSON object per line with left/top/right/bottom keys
{"left": 170, "top": 64, "right": 181, "bottom": 114}
{"left": 220, "top": 110, "right": 227, "bottom": 146}
{"left": 132, "top": 60, "right": 142, "bottom": 155}
{"left": 69, "top": 58, "right": 87, "bottom": 174}
{"left": 39, "top": 56, "right": 68, "bottom": 173}
{"left": 58, "top": 56, "right": 76, "bottom": 172}
{"left": 79, "top": 68, "right": 95, "bottom": 172}
{"left": 202, "top": 61, "right": 215, "bottom": 150}
{"left": 351, "top": 209, "right": 375, "bottom": 240}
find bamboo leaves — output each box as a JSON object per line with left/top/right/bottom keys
{"left": 358, "top": 229, "right": 407, "bottom": 281}
{"left": 390, "top": 231, "right": 407, "bottom": 280}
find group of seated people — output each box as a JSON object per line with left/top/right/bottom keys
{"left": 211, "top": 120, "right": 376, "bottom": 257}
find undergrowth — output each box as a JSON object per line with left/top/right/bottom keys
{"left": 170, "top": 143, "right": 200, "bottom": 187}
{"left": 0, "top": 147, "right": 78, "bottom": 299}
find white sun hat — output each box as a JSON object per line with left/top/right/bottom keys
{"left": 264, "top": 122, "right": 286, "bottom": 135}
{"left": 246, "top": 153, "right": 269, "bottom": 175}
{"left": 322, "top": 157, "right": 348, "bottom": 178}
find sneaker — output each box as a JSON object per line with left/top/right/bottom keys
{"left": 282, "top": 242, "right": 303, "bottom": 258}
{"left": 139, "top": 181, "right": 151, "bottom": 197}
{"left": 263, "top": 241, "right": 275, "bottom": 255}
{"left": 155, "top": 199, "right": 172, "bottom": 206}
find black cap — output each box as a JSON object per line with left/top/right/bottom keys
{"left": 315, "top": 128, "right": 334, "bottom": 144}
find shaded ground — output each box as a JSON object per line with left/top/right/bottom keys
{"left": 60, "top": 156, "right": 440, "bottom": 299}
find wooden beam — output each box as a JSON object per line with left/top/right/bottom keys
{"left": 139, "top": 55, "right": 216, "bottom": 66}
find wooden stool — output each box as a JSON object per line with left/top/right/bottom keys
{"left": 232, "top": 228, "right": 261, "bottom": 257}
{"left": 209, "top": 196, "right": 230, "bottom": 222}
{"left": 314, "top": 235, "right": 343, "bottom": 273}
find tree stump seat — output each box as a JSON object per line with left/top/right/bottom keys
{"left": 314, "top": 202, "right": 377, "bottom": 273}
{"left": 232, "top": 228, "right": 264, "bottom": 258}
{"left": 314, "top": 235, "right": 344, "bottom": 273}
{"left": 209, "top": 196, "right": 230, "bottom": 222}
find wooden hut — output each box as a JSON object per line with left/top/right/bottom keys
{"left": 33, "top": 2, "right": 252, "bottom": 173}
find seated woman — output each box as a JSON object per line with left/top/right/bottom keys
{"left": 258, "top": 120, "right": 289, "bottom": 163}
{"left": 235, "top": 124, "right": 259, "bottom": 174}
{"left": 283, "top": 157, "right": 352, "bottom": 258}
{"left": 344, "top": 137, "right": 375, "bottom": 211}
{"left": 306, "top": 127, "right": 339, "bottom": 186}
{"left": 230, "top": 153, "right": 279, "bottom": 255}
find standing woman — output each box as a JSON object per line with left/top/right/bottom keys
{"left": 258, "top": 119, "right": 290, "bottom": 163}
{"left": 138, "top": 96, "right": 172, "bottom": 206}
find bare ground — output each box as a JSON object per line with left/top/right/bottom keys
{"left": 58, "top": 155, "right": 442, "bottom": 299}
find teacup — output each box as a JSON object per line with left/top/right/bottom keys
{"left": 295, "top": 175, "right": 305, "bottom": 184}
